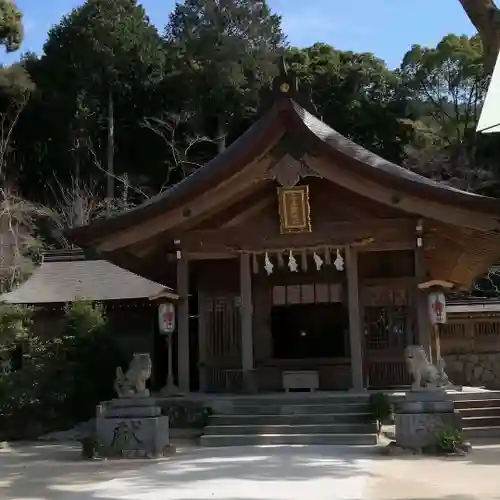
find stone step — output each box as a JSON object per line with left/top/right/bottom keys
{"left": 449, "top": 391, "right": 500, "bottom": 401}
{"left": 200, "top": 432, "right": 378, "bottom": 447}
{"left": 454, "top": 399, "right": 500, "bottom": 409}
{"left": 458, "top": 407, "right": 500, "bottom": 418}
{"left": 462, "top": 415, "right": 500, "bottom": 428}
{"left": 208, "top": 413, "right": 372, "bottom": 426}
{"left": 463, "top": 426, "right": 500, "bottom": 440}
{"left": 225, "top": 403, "right": 369, "bottom": 415}
{"left": 224, "top": 394, "right": 370, "bottom": 406}
{"left": 203, "top": 422, "right": 377, "bottom": 435}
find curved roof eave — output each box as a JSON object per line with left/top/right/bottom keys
{"left": 67, "top": 103, "right": 285, "bottom": 247}
{"left": 67, "top": 96, "right": 500, "bottom": 250}
{"left": 285, "top": 99, "right": 500, "bottom": 217}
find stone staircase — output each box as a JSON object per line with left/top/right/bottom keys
{"left": 452, "top": 390, "right": 500, "bottom": 440}
{"left": 200, "top": 394, "right": 378, "bottom": 447}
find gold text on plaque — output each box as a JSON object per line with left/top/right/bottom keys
{"left": 277, "top": 185, "right": 311, "bottom": 234}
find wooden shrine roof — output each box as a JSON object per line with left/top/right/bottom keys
{"left": 0, "top": 249, "right": 178, "bottom": 305}
{"left": 64, "top": 59, "right": 500, "bottom": 290}
{"left": 68, "top": 101, "right": 500, "bottom": 251}
{"left": 291, "top": 100, "right": 491, "bottom": 206}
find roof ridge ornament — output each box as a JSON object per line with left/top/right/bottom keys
{"left": 272, "top": 54, "right": 299, "bottom": 99}
{"left": 269, "top": 54, "right": 320, "bottom": 116}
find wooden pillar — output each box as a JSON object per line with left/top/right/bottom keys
{"left": 177, "top": 252, "right": 190, "bottom": 392}
{"left": 414, "top": 238, "right": 431, "bottom": 358}
{"left": 198, "top": 290, "right": 208, "bottom": 392}
{"left": 240, "top": 252, "right": 255, "bottom": 392}
{"left": 345, "top": 246, "right": 364, "bottom": 391}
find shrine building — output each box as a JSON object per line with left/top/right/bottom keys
{"left": 67, "top": 64, "right": 500, "bottom": 394}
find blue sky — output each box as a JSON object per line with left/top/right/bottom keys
{"left": 1, "top": 0, "right": 476, "bottom": 68}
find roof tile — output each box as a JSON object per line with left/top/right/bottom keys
{"left": 0, "top": 260, "right": 176, "bottom": 304}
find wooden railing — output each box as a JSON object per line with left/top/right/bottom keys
{"left": 367, "top": 359, "right": 411, "bottom": 388}
{"left": 440, "top": 315, "right": 500, "bottom": 354}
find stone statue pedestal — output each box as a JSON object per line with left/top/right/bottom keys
{"left": 96, "top": 397, "right": 170, "bottom": 458}
{"left": 395, "top": 389, "right": 462, "bottom": 449}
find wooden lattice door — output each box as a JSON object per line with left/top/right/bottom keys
{"left": 201, "top": 295, "right": 242, "bottom": 391}
{"left": 361, "top": 285, "right": 414, "bottom": 388}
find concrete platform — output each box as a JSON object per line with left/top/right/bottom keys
{"left": 153, "top": 386, "right": 494, "bottom": 404}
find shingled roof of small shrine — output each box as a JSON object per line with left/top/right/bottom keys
{"left": 0, "top": 250, "right": 178, "bottom": 304}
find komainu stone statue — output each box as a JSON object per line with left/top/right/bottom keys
{"left": 114, "top": 353, "right": 152, "bottom": 398}
{"left": 405, "top": 345, "right": 453, "bottom": 390}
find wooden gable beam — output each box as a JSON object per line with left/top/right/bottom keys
{"left": 221, "top": 195, "right": 276, "bottom": 228}
{"left": 181, "top": 217, "right": 415, "bottom": 253}
{"left": 305, "top": 154, "right": 500, "bottom": 232}
{"left": 96, "top": 153, "right": 278, "bottom": 253}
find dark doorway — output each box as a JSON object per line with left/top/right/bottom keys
{"left": 271, "top": 302, "right": 348, "bottom": 359}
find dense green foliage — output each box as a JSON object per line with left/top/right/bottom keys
{"left": 0, "top": 0, "right": 496, "bottom": 213}
{"left": 0, "top": 301, "right": 126, "bottom": 440}
{"left": 0, "top": 0, "right": 23, "bottom": 53}
{"left": 433, "top": 425, "right": 465, "bottom": 454}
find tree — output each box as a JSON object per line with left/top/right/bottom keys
{"left": 400, "top": 34, "right": 495, "bottom": 192}
{"left": 0, "top": 62, "right": 34, "bottom": 185}
{"left": 38, "top": 0, "right": 166, "bottom": 203}
{"left": 459, "top": 0, "right": 500, "bottom": 71}
{"left": 0, "top": 0, "right": 23, "bottom": 52}
{"left": 0, "top": 59, "right": 45, "bottom": 292}
{"left": 286, "top": 43, "right": 413, "bottom": 164}
{"left": 165, "top": 0, "right": 286, "bottom": 152}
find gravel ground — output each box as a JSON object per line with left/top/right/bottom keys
{"left": 1, "top": 440, "right": 499, "bottom": 500}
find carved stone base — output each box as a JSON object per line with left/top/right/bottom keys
{"left": 400, "top": 389, "right": 454, "bottom": 413}
{"left": 395, "top": 411, "right": 462, "bottom": 449}
{"left": 97, "top": 399, "right": 169, "bottom": 458}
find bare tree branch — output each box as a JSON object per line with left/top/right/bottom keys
{"left": 84, "top": 137, "right": 151, "bottom": 201}
{"left": 0, "top": 91, "right": 29, "bottom": 183}
{"left": 141, "top": 113, "right": 219, "bottom": 189}
{"left": 0, "top": 188, "right": 56, "bottom": 292}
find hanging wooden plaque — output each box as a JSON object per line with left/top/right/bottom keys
{"left": 277, "top": 185, "right": 311, "bottom": 234}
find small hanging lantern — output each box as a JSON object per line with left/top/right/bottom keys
{"left": 334, "top": 249, "right": 344, "bottom": 271}
{"left": 288, "top": 250, "right": 298, "bottom": 272}
{"left": 264, "top": 252, "right": 274, "bottom": 275}
{"left": 428, "top": 291, "right": 447, "bottom": 325}
{"left": 313, "top": 252, "right": 324, "bottom": 271}
{"left": 158, "top": 302, "right": 176, "bottom": 334}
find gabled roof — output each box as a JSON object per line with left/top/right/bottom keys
{"left": 0, "top": 250, "right": 178, "bottom": 304}
{"left": 67, "top": 62, "right": 500, "bottom": 250}
{"left": 68, "top": 103, "right": 284, "bottom": 247}
{"left": 291, "top": 101, "right": 484, "bottom": 201}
